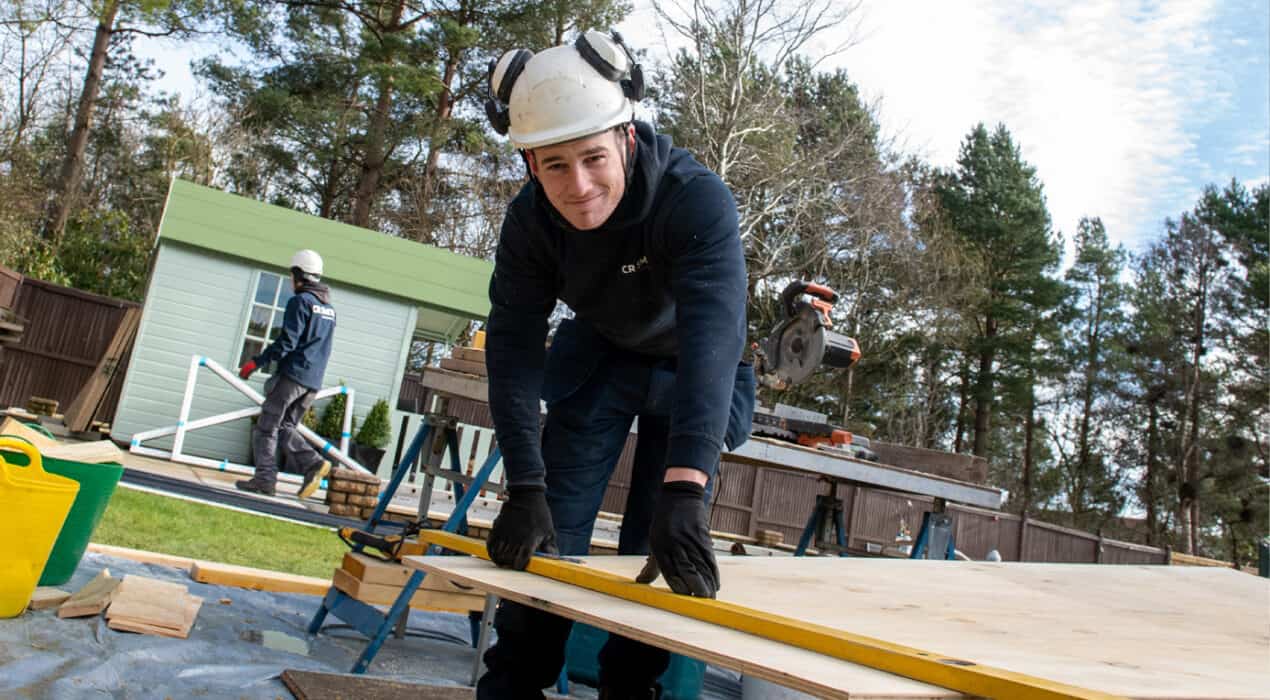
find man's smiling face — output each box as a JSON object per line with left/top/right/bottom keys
{"left": 528, "top": 127, "right": 631, "bottom": 231}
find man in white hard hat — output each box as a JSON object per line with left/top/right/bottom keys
{"left": 236, "top": 249, "right": 338, "bottom": 499}
{"left": 478, "top": 30, "right": 754, "bottom": 699}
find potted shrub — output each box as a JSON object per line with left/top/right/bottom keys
{"left": 352, "top": 399, "right": 392, "bottom": 472}
{"left": 316, "top": 382, "right": 356, "bottom": 455}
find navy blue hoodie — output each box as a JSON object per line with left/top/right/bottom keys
{"left": 255, "top": 283, "right": 336, "bottom": 390}
{"left": 486, "top": 121, "right": 751, "bottom": 489}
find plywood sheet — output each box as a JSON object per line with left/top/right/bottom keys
{"left": 406, "top": 555, "right": 1270, "bottom": 699}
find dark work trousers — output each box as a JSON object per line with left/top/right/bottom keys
{"left": 251, "top": 373, "right": 323, "bottom": 486}
{"left": 477, "top": 349, "right": 687, "bottom": 698}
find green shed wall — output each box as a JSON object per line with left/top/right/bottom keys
{"left": 113, "top": 241, "right": 416, "bottom": 470}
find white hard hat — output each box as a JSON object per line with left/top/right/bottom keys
{"left": 290, "top": 249, "right": 323, "bottom": 277}
{"left": 486, "top": 31, "right": 644, "bottom": 150}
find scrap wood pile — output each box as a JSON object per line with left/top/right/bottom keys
{"left": 32, "top": 569, "right": 203, "bottom": 639}
{"left": 0, "top": 307, "right": 24, "bottom": 347}
{"left": 438, "top": 346, "right": 486, "bottom": 378}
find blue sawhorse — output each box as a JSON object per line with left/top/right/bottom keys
{"left": 794, "top": 481, "right": 956, "bottom": 560}
{"left": 307, "top": 413, "right": 503, "bottom": 674}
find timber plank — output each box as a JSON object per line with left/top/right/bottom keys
{"left": 406, "top": 555, "right": 1270, "bottom": 699}
{"left": 418, "top": 368, "right": 488, "bottom": 403}
{"left": 439, "top": 357, "right": 487, "bottom": 377}
{"left": 451, "top": 347, "right": 486, "bottom": 364}
{"left": 190, "top": 560, "right": 328, "bottom": 596}
{"left": 341, "top": 552, "right": 473, "bottom": 594}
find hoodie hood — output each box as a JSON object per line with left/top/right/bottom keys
{"left": 531, "top": 121, "right": 672, "bottom": 232}
{"left": 297, "top": 281, "right": 331, "bottom": 305}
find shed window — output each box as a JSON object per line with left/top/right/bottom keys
{"left": 239, "top": 271, "right": 295, "bottom": 371}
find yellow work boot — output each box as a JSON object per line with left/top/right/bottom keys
{"left": 298, "top": 461, "right": 331, "bottom": 500}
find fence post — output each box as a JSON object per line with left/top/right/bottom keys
{"left": 1018, "top": 513, "right": 1030, "bottom": 562}
{"left": 747, "top": 466, "right": 765, "bottom": 538}
{"left": 1096, "top": 527, "right": 1105, "bottom": 564}
{"left": 843, "top": 484, "right": 860, "bottom": 550}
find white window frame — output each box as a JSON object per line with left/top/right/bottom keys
{"left": 237, "top": 270, "right": 295, "bottom": 376}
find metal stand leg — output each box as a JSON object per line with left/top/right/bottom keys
{"left": 910, "top": 498, "right": 956, "bottom": 560}
{"left": 307, "top": 416, "right": 505, "bottom": 675}
{"left": 469, "top": 593, "right": 499, "bottom": 687}
{"left": 795, "top": 484, "right": 847, "bottom": 557}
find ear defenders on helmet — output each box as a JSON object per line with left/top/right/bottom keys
{"left": 573, "top": 30, "right": 645, "bottom": 101}
{"left": 484, "top": 48, "right": 533, "bottom": 136}
{"left": 484, "top": 30, "right": 643, "bottom": 136}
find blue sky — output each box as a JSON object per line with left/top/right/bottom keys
{"left": 139, "top": 0, "right": 1269, "bottom": 254}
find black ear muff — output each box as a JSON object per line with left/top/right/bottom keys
{"left": 575, "top": 30, "right": 644, "bottom": 102}
{"left": 623, "top": 63, "right": 645, "bottom": 102}
{"left": 495, "top": 49, "right": 532, "bottom": 104}
{"left": 484, "top": 49, "right": 533, "bottom": 135}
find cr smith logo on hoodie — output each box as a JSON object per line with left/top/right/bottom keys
{"left": 621, "top": 256, "right": 650, "bottom": 274}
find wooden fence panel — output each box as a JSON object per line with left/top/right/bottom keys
{"left": 0, "top": 276, "right": 139, "bottom": 423}
{"left": 1023, "top": 520, "right": 1100, "bottom": 562}
{"left": 398, "top": 374, "right": 1173, "bottom": 566}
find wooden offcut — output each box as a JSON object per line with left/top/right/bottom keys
{"left": 0, "top": 416, "right": 58, "bottom": 452}
{"left": 58, "top": 569, "right": 121, "bottom": 618}
{"left": 408, "top": 533, "right": 1270, "bottom": 700}
{"left": 28, "top": 587, "right": 71, "bottom": 610}
{"left": 63, "top": 306, "right": 141, "bottom": 432}
{"left": 280, "top": 669, "right": 474, "bottom": 700}
{"left": 106, "top": 575, "right": 202, "bottom": 639}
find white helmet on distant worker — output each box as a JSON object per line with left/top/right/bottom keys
{"left": 485, "top": 30, "right": 645, "bottom": 150}
{"left": 290, "top": 249, "right": 323, "bottom": 278}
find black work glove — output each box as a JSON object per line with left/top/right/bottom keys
{"left": 635, "top": 481, "right": 719, "bottom": 598}
{"left": 487, "top": 486, "right": 557, "bottom": 570}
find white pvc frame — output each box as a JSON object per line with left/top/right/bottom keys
{"left": 129, "top": 355, "right": 373, "bottom": 483}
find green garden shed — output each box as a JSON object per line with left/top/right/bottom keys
{"left": 112, "top": 178, "right": 492, "bottom": 475}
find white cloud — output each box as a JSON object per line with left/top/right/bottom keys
{"left": 815, "top": 0, "right": 1230, "bottom": 250}
{"left": 622, "top": 1, "right": 1239, "bottom": 250}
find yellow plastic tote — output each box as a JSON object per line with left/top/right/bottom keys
{"left": 0, "top": 436, "right": 79, "bottom": 617}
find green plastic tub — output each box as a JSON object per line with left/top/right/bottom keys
{"left": 1, "top": 443, "right": 123, "bottom": 586}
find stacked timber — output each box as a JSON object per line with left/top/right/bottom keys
{"left": 333, "top": 551, "right": 484, "bottom": 613}
{"left": 0, "top": 307, "right": 24, "bottom": 347}
{"left": 325, "top": 467, "right": 383, "bottom": 519}
{"left": 438, "top": 346, "right": 486, "bottom": 377}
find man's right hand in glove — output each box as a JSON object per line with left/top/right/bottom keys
{"left": 487, "top": 485, "right": 557, "bottom": 570}
{"left": 636, "top": 480, "right": 720, "bottom": 598}
{"left": 238, "top": 360, "right": 258, "bottom": 380}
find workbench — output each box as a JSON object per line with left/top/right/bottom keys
{"left": 416, "top": 367, "right": 1005, "bottom": 512}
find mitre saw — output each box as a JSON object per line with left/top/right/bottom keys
{"left": 751, "top": 281, "right": 871, "bottom": 456}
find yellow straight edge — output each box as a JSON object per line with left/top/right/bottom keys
{"left": 417, "top": 530, "right": 1126, "bottom": 700}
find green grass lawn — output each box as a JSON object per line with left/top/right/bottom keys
{"left": 93, "top": 487, "right": 349, "bottom": 579}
